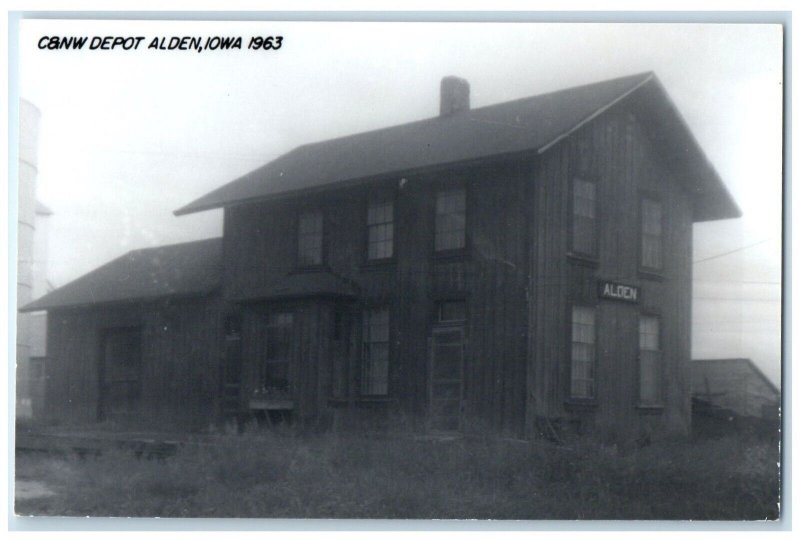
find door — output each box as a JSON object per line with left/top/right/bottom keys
{"left": 99, "top": 327, "right": 143, "bottom": 422}
{"left": 429, "top": 326, "right": 465, "bottom": 432}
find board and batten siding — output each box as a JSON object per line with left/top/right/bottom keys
{"left": 527, "top": 104, "right": 693, "bottom": 440}
{"left": 44, "top": 296, "right": 222, "bottom": 431}
{"left": 223, "top": 158, "right": 532, "bottom": 436}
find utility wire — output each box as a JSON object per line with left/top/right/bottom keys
{"left": 693, "top": 238, "right": 776, "bottom": 264}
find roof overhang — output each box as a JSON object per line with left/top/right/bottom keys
{"left": 174, "top": 73, "right": 740, "bottom": 223}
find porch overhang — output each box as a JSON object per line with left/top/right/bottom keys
{"left": 229, "top": 271, "right": 359, "bottom": 303}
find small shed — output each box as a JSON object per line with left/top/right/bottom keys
{"left": 692, "top": 358, "right": 780, "bottom": 438}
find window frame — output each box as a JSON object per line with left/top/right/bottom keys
{"left": 433, "top": 185, "right": 468, "bottom": 256}
{"left": 296, "top": 208, "right": 325, "bottom": 269}
{"left": 569, "top": 175, "right": 599, "bottom": 259}
{"left": 568, "top": 304, "right": 598, "bottom": 402}
{"left": 260, "top": 311, "right": 294, "bottom": 396}
{"left": 329, "top": 307, "right": 351, "bottom": 400}
{"left": 637, "top": 312, "right": 663, "bottom": 408}
{"left": 639, "top": 195, "right": 664, "bottom": 272}
{"left": 359, "top": 306, "right": 391, "bottom": 397}
{"left": 435, "top": 299, "right": 468, "bottom": 325}
{"left": 365, "top": 194, "right": 396, "bottom": 263}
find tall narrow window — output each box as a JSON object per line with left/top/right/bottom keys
{"left": 639, "top": 315, "right": 662, "bottom": 405}
{"left": 263, "top": 312, "right": 293, "bottom": 396}
{"left": 570, "top": 306, "right": 596, "bottom": 399}
{"left": 572, "top": 177, "right": 597, "bottom": 256}
{"left": 361, "top": 308, "right": 389, "bottom": 395}
{"left": 641, "top": 198, "right": 663, "bottom": 269}
{"left": 435, "top": 188, "right": 466, "bottom": 252}
{"left": 367, "top": 198, "right": 394, "bottom": 260}
{"left": 330, "top": 310, "right": 349, "bottom": 399}
{"left": 297, "top": 211, "right": 323, "bottom": 267}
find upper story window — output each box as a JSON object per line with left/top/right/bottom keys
{"left": 297, "top": 210, "right": 323, "bottom": 267}
{"left": 570, "top": 305, "right": 596, "bottom": 400}
{"left": 435, "top": 188, "right": 466, "bottom": 252}
{"left": 641, "top": 197, "right": 663, "bottom": 270}
{"left": 572, "top": 177, "right": 597, "bottom": 256}
{"left": 638, "top": 315, "right": 662, "bottom": 406}
{"left": 367, "top": 198, "right": 394, "bottom": 260}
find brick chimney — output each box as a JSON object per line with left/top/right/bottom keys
{"left": 440, "top": 76, "right": 470, "bottom": 116}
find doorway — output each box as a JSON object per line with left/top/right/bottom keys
{"left": 98, "top": 327, "right": 143, "bottom": 423}
{"left": 428, "top": 325, "right": 465, "bottom": 433}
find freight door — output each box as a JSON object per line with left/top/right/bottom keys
{"left": 99, "top": 327, "right": 143, "bottom": 422}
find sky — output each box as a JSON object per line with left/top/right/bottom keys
{"left": 15, "top": 19, "right": 783, "bottom": 386}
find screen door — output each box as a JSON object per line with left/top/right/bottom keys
{"left": 429, "top": 326, "right": 465, "bottom": 432}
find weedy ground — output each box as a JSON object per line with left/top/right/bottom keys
{"left": 14, "top": 431, "right": 780, "bottom": 520}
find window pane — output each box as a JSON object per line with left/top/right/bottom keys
{"left": 367, "top": 199, "right": 394, "bottom": 260}
{"left": 639, "top": 351, "right": 661, "bottom": 405}
{"left": 573, "top": 178, "right": 597, "bottom": 255}
{"left": 570, "top": 306, "right": 596, "bottom": 399}
{"left": 438, "top": 301, "right": 466, "bottom": 322}
{"left": 435, "top": 188, "right": 466, "bottom": 251}
{"left": 361, "top": 308, "right": 390, "bottom": 395}
{"left": 262, "top": 312, "right": 293, "bottom": 393}
{"left": 639, "top": 316, "right": 661, "bottom": 404}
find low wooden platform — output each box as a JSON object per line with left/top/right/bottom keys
{"left": 14, "top": 426, "right": 212, "bottom": 460}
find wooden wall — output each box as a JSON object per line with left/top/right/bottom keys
{"left": 44, "top": 296, "right": 222, "bottom": 431}
{"left": 42, "top": 103, "right": 697, "bottom": 442}
{"left": 527, "top": 104, "right": 694, "bottom": 441}
{"left": 224, "top": 159, "right": 532, "bottom": 436}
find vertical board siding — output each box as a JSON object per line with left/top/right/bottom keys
{"left": 223, "top": 160, "right": 530, "bottom": 436}
{"left": 45, "top": 103, "right": 695, "bottom": 442}
{"left": 45, "top": 297, "right": 221, "bottom": 431}
{"left": 527, "top": 105, "right": 694, "bottom": 440}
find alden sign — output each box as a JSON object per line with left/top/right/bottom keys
{"left": 598, "top": 280, "right": 639, "bottom": 303}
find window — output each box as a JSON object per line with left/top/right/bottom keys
{"left": 435, "top": 188, "right": 466, "bottom": 252}
{"left": 572, "top": 177, "right": 597, "bottom": 256}
{"left": 367, "top": 198, "right": 394, "bottom": 260}
{"left": 361, "top": 308, "right": 390, "bottom": 395}
{"left": 437, "top": 300, "right": 466, "bottom": 323}
{"left": 298, "top": 211, "right": 323, "bottom": 267}
{"left": 570, "top": 306, "right": 596, "bottom": 399}
{"left": 262, "top": 312, "right": 293, "bottom": 395}
{"left": 641, "top": 198, "right": 663, "bottom": 269}
{"left": 330, "top": 310, "right": 349, "bottom": 399}
{"left": 639, "top": 315, "right": 662, "bottom": 405}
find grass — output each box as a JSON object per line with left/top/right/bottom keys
{"left": 14, "top": 432, "right": 780, "bottom": 520}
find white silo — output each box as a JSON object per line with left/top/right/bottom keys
{"left": 17, "top": 98, "right": 41, "bottom": 419}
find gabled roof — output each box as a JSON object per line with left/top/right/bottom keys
{"left": 692, "top": 358, "right": 780, "bottom": 397}
{"left": 175, "top": 72, "right": 739, "bottom": 222}
{"left": 21, "top": 238, "right": 222, "bottom": 312}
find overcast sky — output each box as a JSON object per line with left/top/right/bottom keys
{"left": 16, "top": 20, "right": 783, "bottom": 386}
